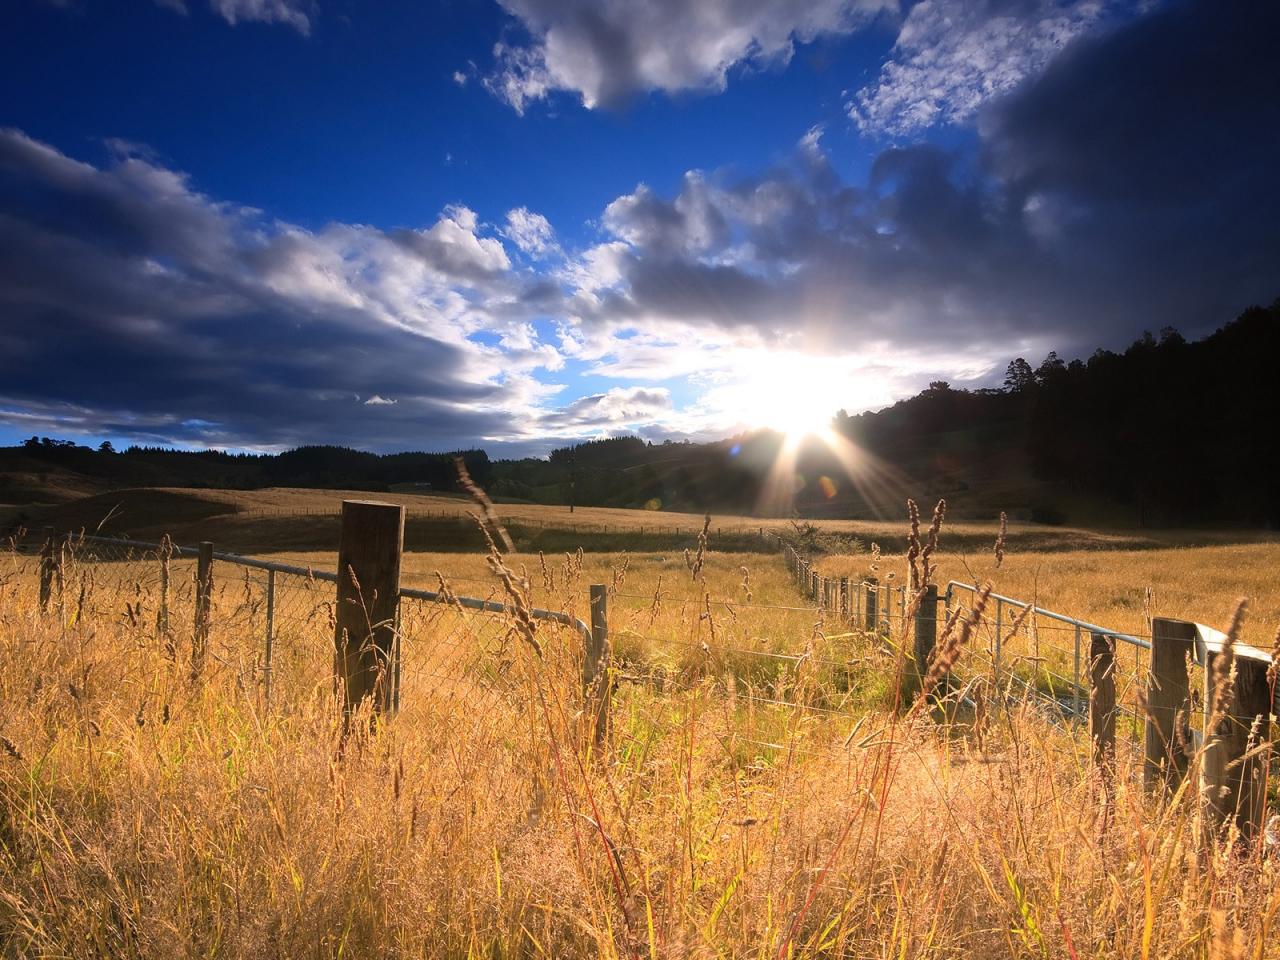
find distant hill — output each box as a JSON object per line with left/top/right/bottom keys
{"left": 3, "top": 300, "right": 1277, "bottom": 529}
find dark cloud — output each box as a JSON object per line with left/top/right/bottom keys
{"left": 978, "top": 0, "right": 1280, "bottom": 338}
{"left": 573, "top": 0, "right": 1280, "bottom": 366}
{"left": 0, "top": 130, "right": 560, "bottom": 452}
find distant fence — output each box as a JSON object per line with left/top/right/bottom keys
{"left": 783, "top": 544, "right": 1278, "bottom": 843}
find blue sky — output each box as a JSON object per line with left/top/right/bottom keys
{"left": 2, "top": 0, "right": 1278, "bottom": 455}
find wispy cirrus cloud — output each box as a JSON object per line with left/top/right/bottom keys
{"left": 850, "top": 0, "right": 1120, "bottom": 136}
{"left": 152, "top": 0, "right": 312, "bottom": 34}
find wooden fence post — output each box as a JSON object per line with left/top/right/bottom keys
{"left": 192, "top": 541, "right": 214, "bottom": 682}
{"left": 914, "top": 584, "right": 939, "bottom": 692}
{"left": 156, "top": 534, "right": 171, "bottom": 640}
{"left": 333, "top": 501, "right": 404, "bottom": 716}
{"left": 1145, "top": 617, "right": 1195, "bottom": 795}
{"left": 1201, "top": 652, "right": 1271, "bottom": 843}
{"left": 263, "top": 568, "right": 276, "bottom": 709}
{"left": 1089, "top": 631, "right": 1117, "bottom": 775}
{"left": 840, "top": 577, "right": 850, "bottom": 620}
{"left": 864, "top": 578, "right": 879, "bottom": 633}
{"left": 911, "top": 583, "right": 942, "bottom": 696}
{"left": 38, "top": 526, "right": 57, "bottom": 613}
{"left": 585, "top": 584, "right": 610, "bottom": 748}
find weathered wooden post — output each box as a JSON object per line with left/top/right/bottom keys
{"left": 333, "top": 501, "right": 404, "bottom": 715}
{"left": 263, "top": 568, "right": 276, "bottom": 709}
{"left": 1145, "top": 617, "right": 1194, "bottom": 795}
{"left": 913, "top": 584, "right": 939, "bottom": 688}
{"left": 1201, "top": 647, "right": 1271, "bottom": 843}
{"left": 38, "top": 525, "right": 57, "bottom": 612}
{"left": 1089, "top": 631, "right": 1117, "bottom": 775}
{"left": 192, "top": 541, "right": 214, "bottom": 682}
{"left": 585, "top": 583, "right": 610, "bottom": 747}
{"left": 156, "top": 534, "right": 172, "bottom": 640}
{"left": 864, "top": 577, "right": 879, "bottom": 633}
{"left": 840, "top": 577, "right": 850, "bottom": 620}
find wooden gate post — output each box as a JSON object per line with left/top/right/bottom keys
{"left": 1089, "top": 632, "right": 1117, "bottom": 775}
{"left": 1145, "top": 617, "right": 1194, "bottom": 795}
{"left": 192, "top": 541, "right": 213, "bottom": 682}
{"left": 333, "top": 501, "right": 404, "bottom": 715}
{"left": 585, "top": 584, "right": 610, "bottom": 747}
{"left": 864, "top": 578, "right": 879, "bottom": 633}
{"left": 913, "top": 584, "right": 939, "bottom": 684}
{"left": 1202, "top": 653, "right": 1271, "bottom": 843}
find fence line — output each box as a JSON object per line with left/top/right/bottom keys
{"left": 781, "top": 542, "right": 1279, "bottom": 842}
{"left": 17, "top": 519, "right": 1278, "bottom": 842}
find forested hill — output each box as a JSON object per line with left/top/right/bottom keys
{"left": 3, "top": 301, "right": 1277, "bottom": 527}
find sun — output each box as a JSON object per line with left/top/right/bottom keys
{"left": 754, "top": 391, "right": 838, "bottom": 440}
{"left": 711, "top": 351, "right": 878, "bottom": 441}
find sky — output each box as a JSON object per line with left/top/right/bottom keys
{"left": 1, "top": 0, "right": 1278, "bottom": 456}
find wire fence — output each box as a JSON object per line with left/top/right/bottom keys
{"left": 941, "top": 581, "right": 1164, "bottom": 763}
{"left": 4, "top": 530, "right": 587, "bottom": 740}
{"left": 776, "top": 543, "right": 1200, "bottom": 768}
{"left": 3, "top": 529, "right": 1242, "bottom": 775}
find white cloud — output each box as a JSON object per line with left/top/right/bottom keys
{"left": 850, "top": 0, "right": 1111, "bottom": 136}
{"left": 364, "top": 395, "right": 397, "bottom": 405}
{"left": 536, "top": 386, "right": 673, "bottom": 433}
{"left": 503, "top": 207, "right": 560, "bottom": 258}
{"left": 207, "top": 0, "right": 311, "bottom": 33}
{"left": 484, "top": 0, "right": 894, "bottom": 113}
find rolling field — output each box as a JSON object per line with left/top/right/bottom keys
{"left": 7, "top": 484, "right": 1231, "bottom": 555}
{"left": 3, "top": 499, "right": 1280, "bottom": 956}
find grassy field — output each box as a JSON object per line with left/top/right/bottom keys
{"left": 3, "top": 501, "right": 1280, "bottom": 956}
{"left": 12, "top": 483, "right": 1257, "bottom": 556}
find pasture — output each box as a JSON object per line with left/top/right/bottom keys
{"left": 2, "top": 499, "right": 1279, "bottom": 957}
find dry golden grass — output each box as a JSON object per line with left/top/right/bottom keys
{"left": 28, "top": 484, "right": 1226, "bottom": 556}
{"left": 3, "top": 525, "right": 1280, "bottom": 957}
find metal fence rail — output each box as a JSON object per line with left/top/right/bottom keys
{"left": 940, "top": 579, "right": 1161, "bottom": 760}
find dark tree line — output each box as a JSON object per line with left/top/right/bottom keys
{"left": 13, "top": 439, "right": 492, "bottom": 493}
{"left": 1025, "top": 303, "right": 1280, "bottom": 525}
{"left": 830, "top": 300, "right": 1280, "bottom": 526}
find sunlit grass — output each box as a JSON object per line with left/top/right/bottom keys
{"left": 1, "top": 535, "right": 1278, "bottom": 956}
